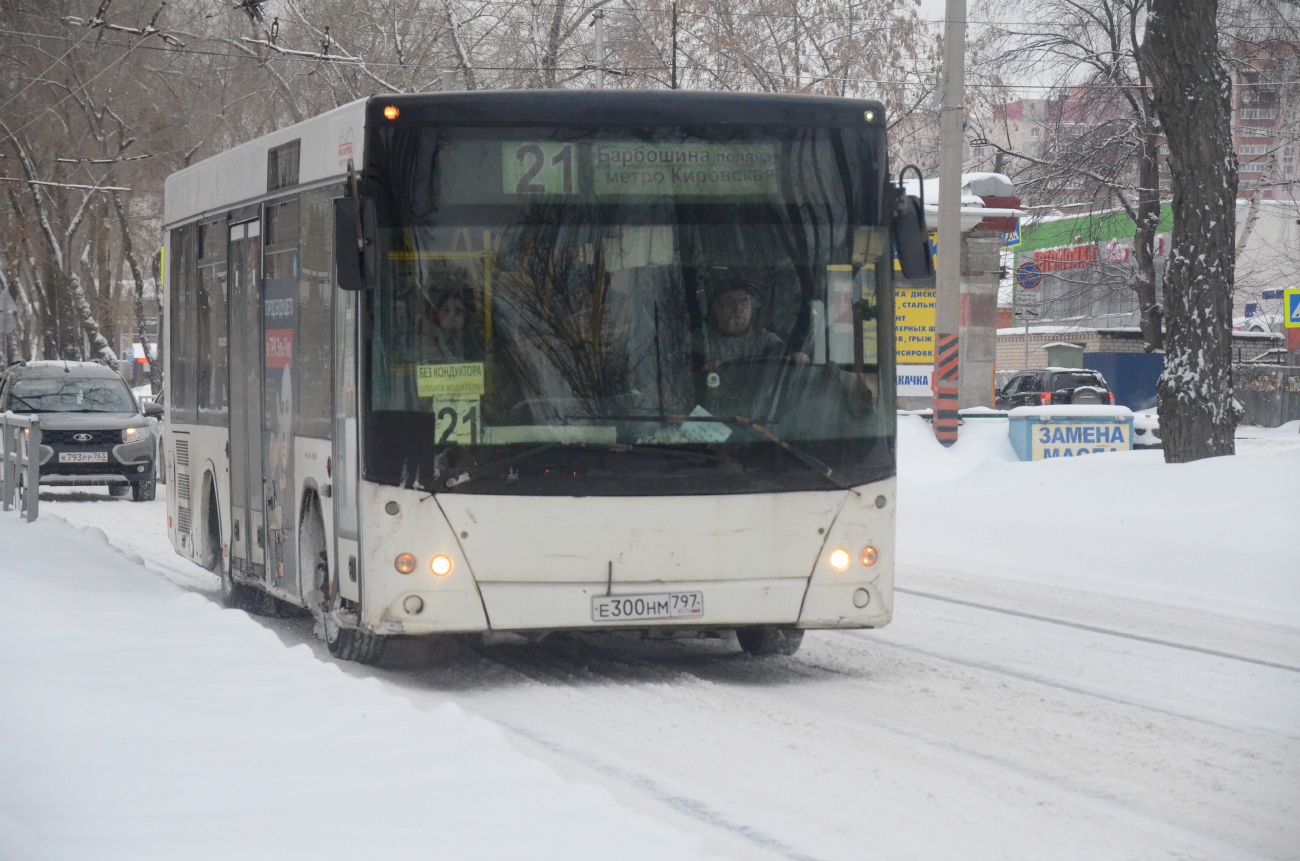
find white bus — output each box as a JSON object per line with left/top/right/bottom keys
{"left": 163, "top": 91, "right": 927, "bottom": 663}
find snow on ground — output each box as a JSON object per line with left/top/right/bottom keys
{"left": 4, "top": 417, "right": 1299, "bottom": 860}
{"left": 0, "top": 517, "right": 714, "bottom": 861}
{"left": 896, "top": 414, "right": 1300, "bottom": 626}
{"left": 1237, "top": 420, "right": 1300, "bottom": 455}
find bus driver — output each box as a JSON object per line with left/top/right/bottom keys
{"left": 702, "top": 283, "right": 810, "bottom": 372}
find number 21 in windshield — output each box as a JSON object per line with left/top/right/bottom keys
{"left": 504, "top": 143, "right": 576, "bottom": 196}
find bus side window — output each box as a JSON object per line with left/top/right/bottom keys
{"left": 298, "top": 189, "right": 336, "bottom": 439}
{"left": 169, "top": 223, "right": 198, "bottom": 424}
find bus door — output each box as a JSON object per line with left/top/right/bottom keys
{"left": 330, "top": 288, "right": 362, "bottom": 605}
{"left": 227, "top": 218, "right": 266, "bottom": 579}
{"left": 262, "top": 199, "right": 298, "bottom": 598}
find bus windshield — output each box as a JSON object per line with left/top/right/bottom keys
{"left": 365, "top": 123, "right": 894, "bottom": 495}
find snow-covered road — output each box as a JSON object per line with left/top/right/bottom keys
{"left": 7, "top": 425, "right": 1299, "bottom": 860}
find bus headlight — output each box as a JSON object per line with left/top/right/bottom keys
{"left": 394, "top": 553, "right": 417, "bottom": 574}
{"left": 430, "top": 554, "right": 453, "bottom": 577}
{"left": 860, "top": 546, "right": 879, "bottom": 567}
{"left": 829, "top": 548, "right": 850, "bottom": 571}
{"left": 122, "top": 426, "right": 151, "bottom": 443}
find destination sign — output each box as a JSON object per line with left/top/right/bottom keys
{"left": 593, "top": 144, "right": 778, "bottom": 196}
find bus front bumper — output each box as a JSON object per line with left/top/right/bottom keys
{"left": 361, "top": 479, "right": 895, "bottom": 637}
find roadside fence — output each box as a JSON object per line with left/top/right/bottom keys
{"left": 1235, "top": 364, "right": 1300, "bottom": 429}
{"left": 1, "top": 411, "right": 40, "bottom": 522}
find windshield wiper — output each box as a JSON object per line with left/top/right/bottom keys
{"left": 571, "top": 413, "right": 861, "bottom": 495}
{"left": 439, "top": 438, "right": 739, "bottom": 490}
{"left": 441, "top": 442, "right": 561, "bottom": 489}
{"left": 721, "top": 415, "right": 861, "bottom": 496}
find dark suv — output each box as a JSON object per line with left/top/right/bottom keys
{"left": 0, "top": 360, "right": 162, "bottom": 501}
{"left": 996, "top": 368, "right": 1115, "bottom": 410}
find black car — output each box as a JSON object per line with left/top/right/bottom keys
{"left": 0, "top": 359, "right": 162, "bottom": 500}
{"left": 995, "top": 368, "right": 1115, "bottom": 410}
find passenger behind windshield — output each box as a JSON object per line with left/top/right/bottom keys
{"left": 416, "top": 291, "right": 469, "bottom": 361}
{"left": 8, "top": 377, "right": 136, "bottom": 413}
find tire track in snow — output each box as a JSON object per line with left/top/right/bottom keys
{"left": 452, "top": 638, "right": 832, "bottom": 861}
{"left": 897, "top": 587, "right": 1300, "bottom": 674}
{"left": 460, "top": 634, "right": 1278, "bottom": 861}
{"left": 836, "top": 631, "right": 1300, "bottom": 744}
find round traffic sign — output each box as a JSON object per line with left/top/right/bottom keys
{"left": 1017, "top": 261, "right": 1042, "bottom": 290}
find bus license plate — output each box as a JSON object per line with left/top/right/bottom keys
{"left": 58, "top": 452, "right": 107, "bottom": 463}
{"left": 592, "top": 592, "right": 703, "bottom": 623}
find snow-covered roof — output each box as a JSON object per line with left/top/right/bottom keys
{"left": 997, "top": 325, "right": 1094, "bottom": 336}
{"left": 7, "top": 359, "right": 120, "bottom": 379}
{"left": 1008, "top": 405, "right": 1133, "bottom": 419}
{"left": 903, "top": 172, "right": 1016, "bottom": 202}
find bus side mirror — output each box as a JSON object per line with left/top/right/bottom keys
{"left": 334, "top": 197, "right": 377, "bottom": 291}
{"left": 893, "top": 193, "right": 933, "bottom": 280}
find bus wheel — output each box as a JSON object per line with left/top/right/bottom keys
{"left": 209, "top": 486, "right": 249, "bottom": 609}
{"left": 301, "top": 492, "right": 385, "bottom": 665}
{"left": 736, "top": 627, "right": 804, "bottom": 657}
{"left": 217, "top": 556, "right": 258, "bottom": 611}
{"left": 324, "top": 598, "right": 387, "bottom": 665}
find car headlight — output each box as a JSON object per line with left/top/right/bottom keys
{"left": 122, "top": 426, "right": 151, "bottom": 443}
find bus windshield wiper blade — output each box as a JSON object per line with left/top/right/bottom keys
{"left": 442, "top": 443, "right": 559, "bottom": 489}
{"left": 725, "top": 415, "right": 861, "bottom": 496}
{"left": 440, "top": 439, "right": 736, "bottom": 490}
{"left": 569, "top": 413, "right": 860, "bottom": 495}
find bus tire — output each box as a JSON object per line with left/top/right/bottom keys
{"left": 301, "top": 491, "right": 386, "bottom": 665}
{"left": 208, "top": 484, "right": 246, "bottom": 609}
{"left": 736, "top": 626, "right": 804, "bottom": 657}
{"left": 325, "top": 615, "right": 387, "bottom": 665}
{"left": 217, "top": 556, "right": 258, "bottom": 611}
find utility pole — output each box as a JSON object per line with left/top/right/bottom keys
{"left": 671, "top": 0, "right": 678, "bottom": 89}
{"left": 0, "top": 292, "right": 17, "bottom": 366}
{"left": 590, "top": 11, "right": 605, "bottom": 89}
{"left": 933, "top": 0, "right": 965, "bottom": 446}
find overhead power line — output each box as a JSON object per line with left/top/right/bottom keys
{"left": 0, "top": 22, "right": 1294, "bottom": 93}
{"left": 0, "top": 177, "right": 131, "bottom": 192}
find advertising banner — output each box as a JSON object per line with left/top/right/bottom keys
{"left": 896, "top": 285, "right": 936, "bottom": 365}
{"left": 1029, "top": 421, "right": 1131, "bottom": 459}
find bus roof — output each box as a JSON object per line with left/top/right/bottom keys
{"left": 163, "top": 97, "right": 367, "bottom": 229}
{"left": 162, "top": 90, "right": 886, "bottom": 229}
{"left": 372, "top": 89, "right": 885, "bottom": 127}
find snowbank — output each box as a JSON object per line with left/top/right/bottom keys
{"left": 0, "top": 517, "right": 712, "bottom": 861}
{"left": 1238, "top": 420, "right": 1300, "bottom": 439}
{"left": 897, "top": 415, "right": 1300, "bottom": 626}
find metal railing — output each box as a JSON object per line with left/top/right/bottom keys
{"left": 1, "top": 411, "right": 40, "bottom": 522}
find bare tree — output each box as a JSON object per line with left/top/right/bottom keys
{"left": 1146, "top": 0, "right": 1239, "bottom": 461}
{"left": 975, "top": 0, "right": 1166, "bottom": 351}
{"left": 0, "top": 0, "right": 956, "bottom": 379}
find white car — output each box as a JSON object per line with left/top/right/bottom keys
{"left": 1133, "top": 411, "right": 1162, "bottom": 449}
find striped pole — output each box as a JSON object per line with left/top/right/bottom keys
{"left": 933, "top": 333, "right": 960, "bottom": 445}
